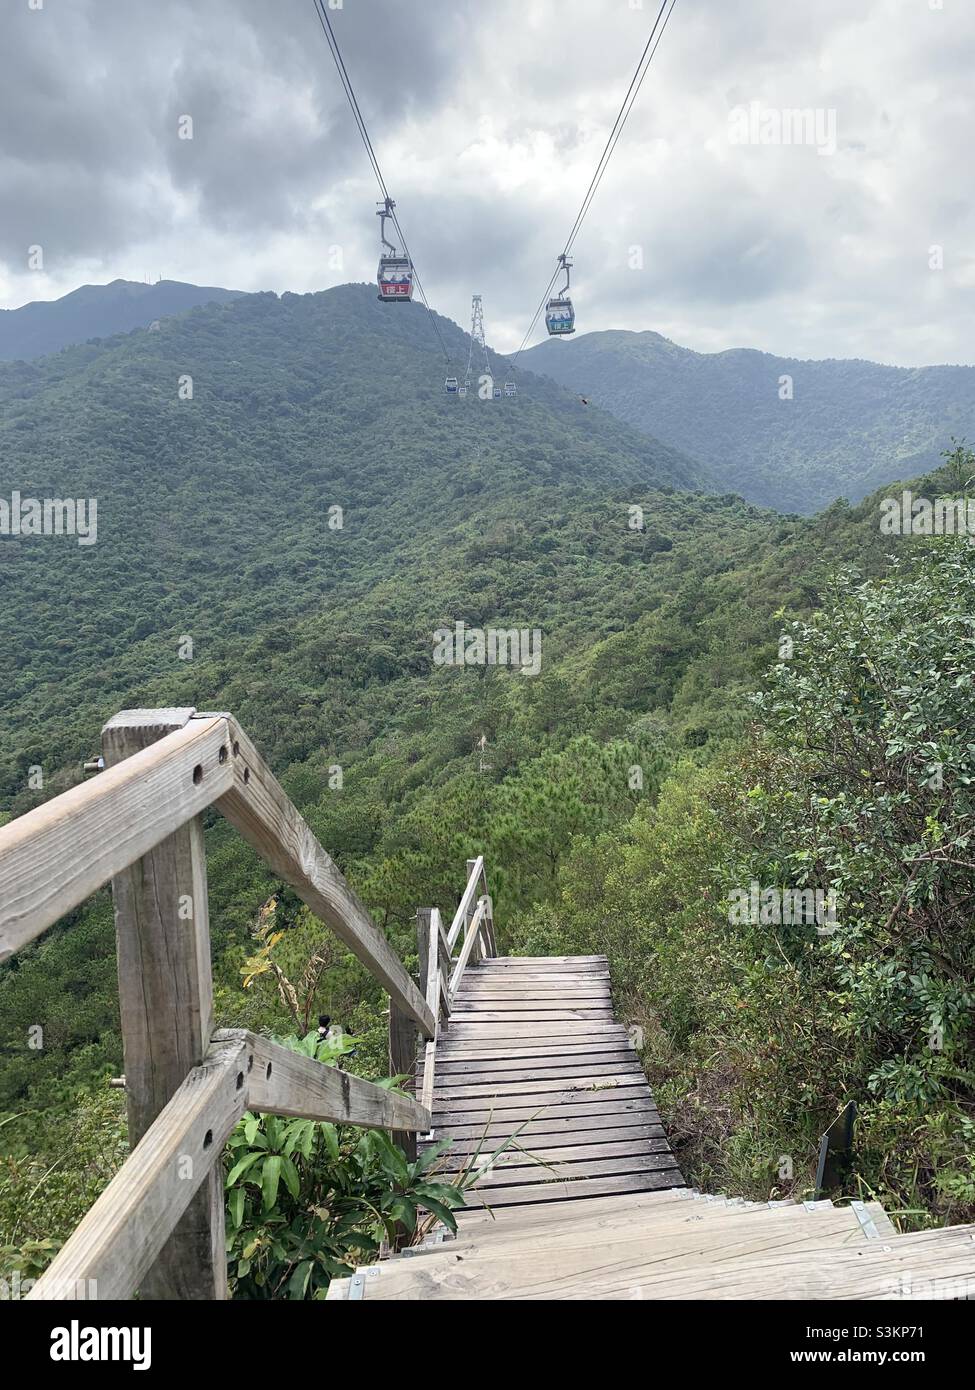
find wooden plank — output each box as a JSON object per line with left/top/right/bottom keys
{"left": 450, "top": 1009, "right": 614, "bottom": 1022}
{"left": 227, "top": 1030, "right": 432, "bottom": 1132}
{"left": 455, "top": 984, "right": 609, "bottom": 997}
{"left": 434, "top": 1086, "right": 651, "bottom": 1119}
{"left": 436, "top": 1039, "right": 634, "bottom": 1062}
{"left": 438, "top": 1138, "right": 673, "bottom": 1170}
{"left": 444, "top": 1002, "right": 618, "bottom": 1016}
{"left": 465, "top": 1151, "right": 681, "bottom": 1189}
{"left": 434, "top": 1098, "right": 658, "bottom": 1126}
{"left": 425, "top": 1123, "right": 668, "bottom": 1156}
{"left": 434, "top": 1071, "right": 646, "bottom": 1101}
{"left": 445, "top": 1023, "right": 627, "bottom": 1039}
{"left": 101, "top": 708, "right": 227, "bottom": 1301}
{"left": 469, "top": 956, "right": 607, "bottom": 966}
{"left": 461, "top": 1169, "right": 683, "bottom": 1209}
{"left": 0, "top": 714, "right": 233, "bottom": 962}
{"left": 435, "top": 1052, "right": 638, "bottom": 1076}
{"left": 213, "top": 717, "right": 434, "bottom": 1039}
{"left": 427, "top": 1108, "right": 663, "bottom": 1144}
{"left": 436, "top": 1065, "right": 644, "bottom": 1091}
{"left": 28, "top": 1037, "right": 249, "bottom": 1301}
{"left": 452, "top": 1187, "right": 690, "bottom": 1231}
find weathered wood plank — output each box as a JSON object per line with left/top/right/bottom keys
{"left": 434, "top": 1083, "right": 650, "bottom": 1115}
{"left": 445, "top": 1022, "right": 627, "bottom": 1038}
{"left": 467, "top": 1151, "right": 680, "bottom": 1188}
{"left": 213, "top": 717, "right": 434, "bottom": 1039}
{"left": 434, "top": 1071, "right": 645, "bottom": 1101}
{"left": 435, "top": 1060, "right": 643, "bottom": 1084}
{"left": 28, "top": 1037, "right": 249, "bottom": 1301}
{"left": 427, "top": 1110, "right": 664, "bottom": 1144}
{"left": 436, "top": 1039, "right": 634, "bottom": 1062}
{"left": 438, "top": 1138, "right": 673, "bottom": 1170}
{"left": 102, "top": 708, "right": 227, "bottom": 1301}
{"left": 426, "top": 1122, "right": 668, "bottom": 1156}
{"left": 0, "top": 715, "right": 233, "bottom": 962}
{"left": 461, "top": 1169, "right": 684, "bottom": 1209}
{"left": 471, "top": 956, "right": 607, "bottom": 966}
{"left": 223, "top": 1030, "right": 432, "bottom": 1132}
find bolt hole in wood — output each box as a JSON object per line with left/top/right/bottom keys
{"left": 243, "top": 767, "right": 250, "bottom": 784}
{"left": 219, "top": 745, "right": 228, "bottom": 763}
{"left": 247, "top": 1054, "right": 254, "bottom": 1072}
{"left": 203, "top": 1130, "right": 213, "bottom": 1149}
{"left": 192, "top": 764, "right": 203, "bottom": 785}
{"left": 236, "top": 1072, "right": 244, "bottom": 1090}
{"left": 232, "top": 740, "right": 240, "bottom": 757}
{"left": 265, "top": 1062, "right": 272, "bottom": 1080}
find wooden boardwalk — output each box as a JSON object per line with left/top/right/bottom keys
{"left": 420, "top": 954, "right": 684, "bottom": 1209}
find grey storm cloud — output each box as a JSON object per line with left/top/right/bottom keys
{"left": 1, "top": 0, "right": 974, "bottom": 367}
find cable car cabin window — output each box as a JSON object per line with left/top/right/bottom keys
{"left": 377, "top": 258, "right": 413, "bottom": 301}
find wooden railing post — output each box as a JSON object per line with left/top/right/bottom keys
{"left": 388, "top": 931, "right": 419, "bottom": 1162}
{"left": 101, "top": 708, "right": 227, "bottom": 1300}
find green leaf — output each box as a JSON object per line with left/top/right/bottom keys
{"left": 262, "top": 1155, "right": 283, "bottom": 1211}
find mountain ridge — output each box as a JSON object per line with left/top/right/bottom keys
{"left": 524, "top": 328, "right": 975, "bottom": 513}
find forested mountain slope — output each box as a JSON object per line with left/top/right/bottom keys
{"left": 0, "top": 283, "right": 708, "bottom": 800}
{"left": 3, "top": 278, "right": 968, "bottom": 1288}
{"left": 0, "top": 278, "right": 243, "bottom": 361}
{"left": 525, "top": 329, "right": 975, "bottom": 514}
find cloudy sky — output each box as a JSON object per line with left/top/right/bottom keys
{"left": 1, "top": 0, "right": 972, "bottom": 365}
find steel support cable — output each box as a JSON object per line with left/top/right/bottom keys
{"left": 510, "top": 0, "right": 679, "bottom": 365}
{"left": 311, "top": 0, "right": 452, "bottom": 364}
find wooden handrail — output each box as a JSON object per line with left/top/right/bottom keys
{"left": 1, "top": 704, "right": 443, "bottom": 1299}
{"left": 0, "top": 716, "right": 233, "bottom": 961}
{"left": 28, "top": 1035, "right": 250, "bottom": 1301}
{"left": 446, "top": 855, "right": 485, "bottom": 950}
{"left": 448, "top": 896, "right": 491, "bottom": 1001}
{"left": 27, "top": 1029, "right": 429, "bottom": 1302}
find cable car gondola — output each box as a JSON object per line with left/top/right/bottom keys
{"left": 544, "top": 253, "right": 575, "bottom": 335}
{"left": 504, "top": 381, "right": 517, "bottom": 397}
{"left": 445, "top": 376, "right": 459, "bottom": 394}
{"left": 376, "top": 197, "right": 413, "bottom": 302}
{"left": 493, "top": 385, "right": 502, "bottom": 400}
{"left": 458, "top": 382, "right": 468, "bottom": 397}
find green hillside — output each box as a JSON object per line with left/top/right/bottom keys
{"left": 525, "top": 329, "right": 975, "bottom": 514}
{"left": 2, "top": 282, "right": 973, "bottom": 1294}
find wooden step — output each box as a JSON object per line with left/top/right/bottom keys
{"left": 334, "top": 1201, "right": 899, "bottom": 1300}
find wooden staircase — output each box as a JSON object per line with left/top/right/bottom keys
{"left": 425, "top": 954, "right": 683, "bottom": 1208}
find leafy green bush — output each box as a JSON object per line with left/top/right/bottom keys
{"left": 224, "top": 1031, "right": 464, "bottom": 1299}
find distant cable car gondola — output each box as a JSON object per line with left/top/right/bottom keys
{"left": 544, "top": 253, "right": 575, "bottom": 335}
{"left": 376, "top": 197, "right": 413, "bottom": 302}
{"left": 504, "top": 381, "right": 517, "bottom": 397}
{"left": 493, "top": 385, "right": 502, "bottom": 399}
{"left": 445, "top": 376, "right": 459, "bottom": 394}
{"left": 458, "top": 383, "right": 468, "bottom": 397}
